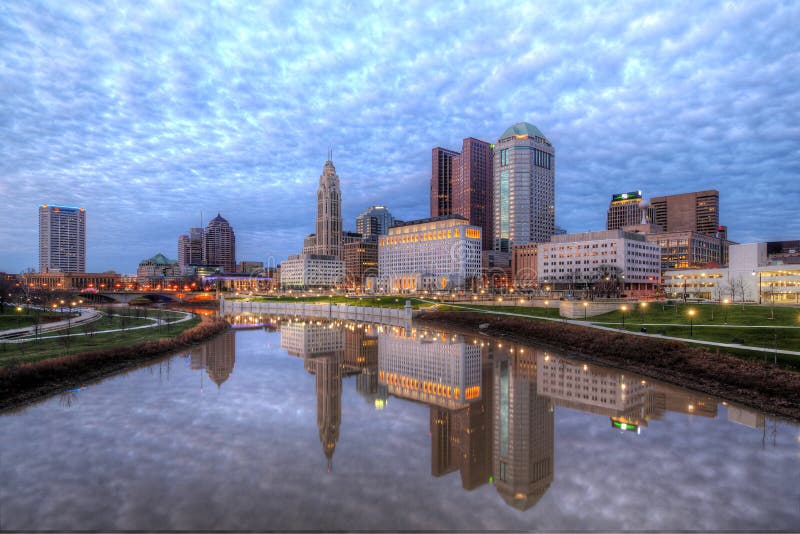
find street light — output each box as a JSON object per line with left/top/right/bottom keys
{"left": 688, "top": 308, "right": 696, "bottom": 336}
{"left": 640, "top": 301, "right": 648, "bottom": 323}
{"left": 723, "top": 298, "right": 730, "bottom": 324}
{"left": 583, "top": 301, "right": 588, "bottom": 319}
{"left": 621, "top": 305, "right": 627, "bottom": 328}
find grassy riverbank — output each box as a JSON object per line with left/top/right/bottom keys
{"left": 417, "top": 310, "right": 800, "bottom": 420}
{"left": 0, "top": 309, "right": 198, "bottom": 368}
{"left": 0, "top": 316, "right": 229, "bottom": 410}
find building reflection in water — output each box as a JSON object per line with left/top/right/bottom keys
{"left": 185, "top": 330, "right": 236, "bottom": 389}
{"left": 493, "top": 345, "right": 554, "bottom": 510}
{"left": 268, "top": 317, "right": 757, "bottom": 511}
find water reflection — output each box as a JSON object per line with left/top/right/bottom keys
{"left": 235, "top": 313, "right": 774, "bottom": 513}
{"left": 3, "top": 313, "right": 797, "bottom": 531}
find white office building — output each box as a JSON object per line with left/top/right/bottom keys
{"left": 538, "top": 229, "right": 662, "bottom": 295}
{"left": 664, "top": 242, "right": 800, "bottom": 303}
{"left": 378, "top": 215, "right": 482, "bottom": 292}
{"left": 279, "top": 254, "right": 344, "bottom": 289}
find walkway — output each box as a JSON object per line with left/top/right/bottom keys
{"left": 419, "top": 300, "right": 800, "bottom": 357}
{"left": 0, "top": 306, "right": 102, "bottom": 340}
{"left": 0, "top": 310, "right": 195, "bottom": 344}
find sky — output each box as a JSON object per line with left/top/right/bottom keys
{"left": 1, "top": 0, "right": 798, "bottom": 274}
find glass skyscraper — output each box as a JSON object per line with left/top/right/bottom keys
{"left": 492, "top": 122, "right": 555, "bottom": 251}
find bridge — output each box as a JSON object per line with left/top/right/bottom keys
{"left": 89, "top": 291, "right": 218, "bottom": 304}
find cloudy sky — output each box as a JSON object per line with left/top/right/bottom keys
{"left": 1, "top": 0, "right": 798, "bottom": 273}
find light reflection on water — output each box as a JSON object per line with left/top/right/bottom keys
{"left": 1, "top": 313, "right": 798, "bottom": 531}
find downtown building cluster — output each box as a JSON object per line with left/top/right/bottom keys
{"left": 21, "top": 120, "right": 799, "bottom": 303}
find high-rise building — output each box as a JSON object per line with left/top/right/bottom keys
{"left": 313, "top": 155, "right": 343, "bottom": 259}
{"left": 356, "top": 206, "right": 395, "bottom": 238}
{"left": 431, "top": 147, "right": 459, "bottom": 217}
{"left": 493, "top": 122, "right": 555, "bottom": 252}
{"left": 453, "top": 138, "right": 494, "bottom": 250}
{"left": 344, "top": 239, "right": 378, "bottom": 290}
{"left": 203, "top": 213, "right": 236, "bottom": 272}
{"left": 178, "top": 227, "right": 203, "bottom": 272}
{"left": 606, "top": 191, "right": 651, "bottom": 230}
{"left": 38, "top": 204, "right": 86, "bottom": 273}
{"left": 650, "top": 190, "right": 720, "bottom": 236}
{"left": 430, "top": 139, "right": 494, "bottom": 250}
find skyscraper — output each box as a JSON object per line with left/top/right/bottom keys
{"left": 453, "top": 138, "right": 494, "bottom": 250}
{"left": 38, "top": 204, "right": 86, "bottom": 273}
{"left": 431, "top": 147, "right": 459, "bottom": 217}
{"left": 356, "top": 206, "right": 395, "bottom": 238}
{"left": 493, "top": 122, "right": 555, "bottom": 251}
{"left": 178, "top": 227, "right": 203, "bottom": 272}
{"left": 203, "top": 213, "right": 236, "bottom": 272}
{"left": 606, "top": 191, "right": 648, "bottom": 230}
{"left": 650, "top": 190, "right": 721, "bottom": 236}
{"left": 313, "top": 154, "right": 343, "bottom": 258}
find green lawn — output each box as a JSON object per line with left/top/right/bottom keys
{"left": 0, "top": 308, "right": 70, "bottom": 330}
{"left": 614, "top": 323, "right": 800, "bottom": 351}
{"left": 584, "top": 302, "right": 800, "bottom": 327}
{"left": 1, "top": 309, "right": 199, "bottom": 367}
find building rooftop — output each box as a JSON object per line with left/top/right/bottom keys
{"left": 142, "top": 253, "right": 177, "bottom": 265}
{"left": 391, "top": 214, "right": 468, "bottom": 228}
{"left": 501, "top": 122, "right": 545, "bottom": 139}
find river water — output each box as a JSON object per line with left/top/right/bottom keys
{"left": 1, "top": 313, "right": 799, "bottom": 531}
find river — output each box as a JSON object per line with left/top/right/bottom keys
{"left": 1, "top": 313, "right": 798, "bottom": 531}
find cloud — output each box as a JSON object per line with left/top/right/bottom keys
{"left": 0, "top": 0, "right": 798, "bottom": 272}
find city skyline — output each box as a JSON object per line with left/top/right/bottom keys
{"left": 2, "top": 1, "right": 799, "bottom": 273}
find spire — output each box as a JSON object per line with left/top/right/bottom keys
{"left": 327, "top": 146, "right": 332, "bottom": 162}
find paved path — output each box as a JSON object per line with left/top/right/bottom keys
{"left": 0, "top": 306, "right": 102, "bottom": 340}
{"left": 420, "top": 300, "right": 800, "bottom": 357}
{"left": 0, "top": 310, "right": 194, "bottom": 344}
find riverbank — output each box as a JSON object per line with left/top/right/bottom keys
{"left": 0, "top": 316, "right": 230, "bottom": 411}
{"left": 416, "top": 310, "right": 800, "bottom": 421}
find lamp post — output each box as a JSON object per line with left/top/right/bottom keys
{"left": 688, "top": 308, "right": 696, "bottom": 337}
{"left": 723, "top": 298, "right": 730, "bottom": 324}
{"left": 751, "top": 270, "right": 762, "bottom": 304}
{"left": 640, "top": 301, "right": 647, "bottom": 324}
{"left": 583, "top": 301, "right": 588, "bottom": 319}
{"left": 621, "top": 305, "right": 627, "bottom": 329}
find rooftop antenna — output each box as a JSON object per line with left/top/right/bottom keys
{"left": 200, "top": 210, "right": 204, "bottom": 229}
{"left": 328, "top": 146, "right": 332, "bottom": 161}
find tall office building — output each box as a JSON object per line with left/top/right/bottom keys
{"left": 39, "top": 204, "right": 86, "bottom": 273}
{"left": 650, "top": 190, "right": 721, "bottom": 236}
{"left": 178, "top": 227, "right": 204, "bottom": 272}
{"left": 313, "top": 154, "right": 343, "bottom": 258}
{"left": 606, "top": 191, "right": 651, "bottom": 230}
{"left": 493, "top": 122, "right": 555, "bottom": 252}
{"left": 203, "top": 213, "right": 236, "bottom": 272}
{"left": 431, "top": 147, "right": 459, "bottom": 217}
{"left": 356, "top": 206, "right": 395, "bottom": 238}
{"left": 453, "top": 138, "right": 494, "bottom": 250}
{"left": 431, "top": 139, "right": 494, "bottom": 250}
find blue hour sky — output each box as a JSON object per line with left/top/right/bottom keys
{"left": 1, "top": 0, "right": 798, "bottom": 273}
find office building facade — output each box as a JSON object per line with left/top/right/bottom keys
{"left": 307, "top": 155, "right": 343, "bottom": 259}
{"left": 650, "top": 190, "right": 721, "bottom": 236}
{"left": 279, "top": 254, "right": 344, "bottom": 289}
{"left": 606, "top": 191, "right": 650, "bottom": 230}
{"left": 178, "top": 227, "right": 203, "bottom": 273}
{"left": 453, "top": 138, "right": 494, "bottom": 250}
{"left": 378, "top": 215, "right": 482, "bottom": 292}
{"left": 538, "top": 229, "right": 662, "bottom": 294}
{"left": 356, "top": 206, "right": 395, "bottom": 238}
{"left": 431, "top": 147, "right": 459, "bottom": 217}
{"left": 203, "top": 213, "right": 236, "bottom": 272}
{"left": 39, "top": 204, "right": 86, "bottom": 273}
{"left": 493, "top": 122, "right": 555, "bottom": 251}
{"left": 344, "top": 239, "right": 378, "bottom": 290}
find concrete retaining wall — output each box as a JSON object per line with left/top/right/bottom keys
{"left": 221, "top": 298, "right": 413, "bottom": 327}
{"left": 559, "top": 300, "right": 627, "bottom": 319}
